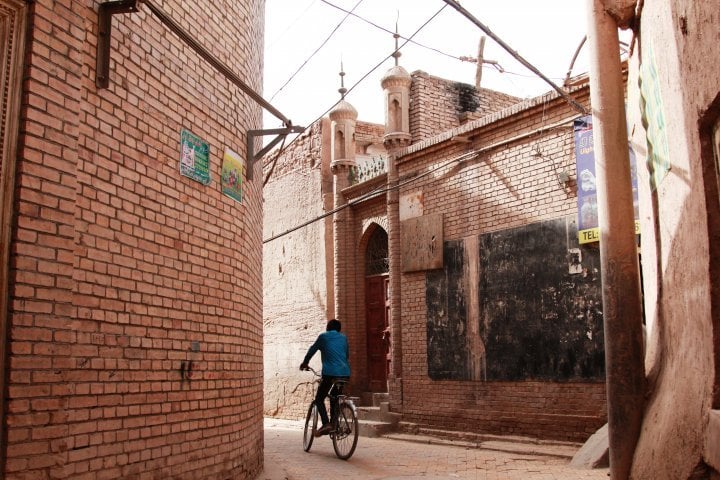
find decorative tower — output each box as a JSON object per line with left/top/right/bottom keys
{"left": 382, "top": 29, "right": 410, "bottom": 407}
{"left": 330, "top": 66, "right": 358, "bottom": 175}
{"left": 329, "top": 65, "right": 358, "bottom": 325}
{"left": 382, "top": 30, "right": 412, "bottom": 150}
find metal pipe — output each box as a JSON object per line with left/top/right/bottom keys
{"left": 586, "top": 1, "right": 645, "bottom": 478}
{"left": 140, "top": 0, "right": 293, "bottom": 127}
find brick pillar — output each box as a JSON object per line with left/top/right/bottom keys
{"left": 382, "top": 63, "right": 412, "bottom": 411}
{"left": 332, "top": 162, "right": 353, "bottom": 322}
{"left": 329, "top": 99, "right": 358, "bottom": 371}
{"left": 385, "top": 151, "right": 403, "bottom": 409}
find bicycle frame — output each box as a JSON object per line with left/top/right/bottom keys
{"left": 301, "top": 366, "right": 358, "bottom": 459}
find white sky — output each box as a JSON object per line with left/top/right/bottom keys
{"left": 263, "top": 0, "right": 612, "bottom": 129}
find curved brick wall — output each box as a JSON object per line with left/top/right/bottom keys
{"left": 4, "top": 0, "right": 265, "bottom": 478}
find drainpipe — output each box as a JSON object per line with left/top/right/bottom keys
{"left": 586, "top": 1, "right": 645, "bottom": 478}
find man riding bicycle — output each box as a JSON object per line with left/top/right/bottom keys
{"left": 300, "top": 319, "right": 350, "bottom": 437}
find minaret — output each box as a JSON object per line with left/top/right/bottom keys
{"left": 329, "top": 65, "right": 357, "bottom": 326}
{"left": 330, "top": 65, "right": 358, "bottom": 175}
{"left": 381, "top": 29, "right": 412, "bottom": 150}
{"left": 382, "top": 29, "right": 410, "bottom": 407}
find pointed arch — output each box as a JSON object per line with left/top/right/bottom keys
{"left": 359, "top": 219, "right": 389, "bottom": 277}
{"left": 389, "top": 96, "right": 401, "bottom": 133}
{"left": 335, "top": 127, "right": 345, "bottom": 160}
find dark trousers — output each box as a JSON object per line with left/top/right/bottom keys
{"left": 314, "top": 376, "right": 348, "bottom": 426}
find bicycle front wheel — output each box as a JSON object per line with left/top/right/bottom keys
{"left": 332, "top": 402, "right": 358, "bottom": 460}
{"left": 303, "top": 403, "right": 318, "bottom": 452}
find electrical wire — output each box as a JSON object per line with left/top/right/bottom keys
{"left": 319, "top": 0, "right": 465, "bottom": 64}
{"left": 263, "top": 148, "right": 480, "bottom": 244}
{"left": 442, "top": 0, "right": 588, "bottom": 115}
{"left": 269, "top": 0, "right": 365, "bottom": 102}
{"left": 262, "top": 3, "right": 449, "bottom": 183}
{"left": 267, "top": 0, "right": 319, "bottom": 50}
{"left": 263, "top": 112, "right": 583, "bottom": 244}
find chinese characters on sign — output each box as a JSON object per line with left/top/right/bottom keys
{"left": 180, "top": 129, "right": 211, "bottom": 185}
{"left": 574, "top": 115, "right": 640, "bottom": 244}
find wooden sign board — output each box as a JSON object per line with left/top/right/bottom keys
{"left": 401, "top": 213, "right": 443, "bottom": 272}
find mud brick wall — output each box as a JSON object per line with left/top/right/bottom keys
{"left": 5, "top": 0, "right": 265, "bottom": 478}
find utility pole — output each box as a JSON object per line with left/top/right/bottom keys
{"left": 475, "top": 36, "right": 485, "bottom": 89}
{"left": 586, "top": 1, "right": 646, "bottom": 479}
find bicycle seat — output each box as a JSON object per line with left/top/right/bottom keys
{"left": 329, "top": 377, "right": 350, "bottom": 396}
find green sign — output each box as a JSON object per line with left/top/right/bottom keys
{"left": 639, "top": 42, "right": 670, "bottom": 191}
{"left": 180, "top": 129, "right": 211, "bottom": 185}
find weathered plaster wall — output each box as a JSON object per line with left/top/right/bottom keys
{"left": 626, "top": 1, "right": 720, "bottom": 477}
{"left": 262, "top": 120, "right": 333, "bottom": 419}
{"left": 427, "top": 219, "right": 605, "bottom": 383}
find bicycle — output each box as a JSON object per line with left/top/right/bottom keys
{"left": 301, "top": 366, "right": 359, "bottom": 460}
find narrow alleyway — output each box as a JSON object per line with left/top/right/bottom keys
{"left": 259, "top": 419, "right": 609, "bottom": 480}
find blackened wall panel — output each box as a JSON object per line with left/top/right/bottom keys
{"left": 426, "top": 240, "right": 470, "bottom": 380}
{"left": 479, "top": 217, "right": 604, "bottom": 380}
{"left": 425, "top": 217, "right": 605, "bottom": 381}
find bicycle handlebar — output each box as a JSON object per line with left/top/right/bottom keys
{"left": 302, "top": 365, "right": 320, "bottom": 376}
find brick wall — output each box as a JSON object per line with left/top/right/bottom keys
{"left": 395, "top": 87, "right": 607, "bottom": 442}
{"left": 6, "top": 0, "right": 265, "bottom": 478}
{"left": 409, "top": 71, "right": 519, "bottom": 144}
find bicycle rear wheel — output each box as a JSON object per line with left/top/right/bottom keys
{"left": 331, "top": 402, "right": 358, "bottom": 460}
{"left": 303, "top": 403, "right": 318, "bottom": 452}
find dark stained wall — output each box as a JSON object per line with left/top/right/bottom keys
{"left": 427, "top": 217, "right": 605, "bottom": 381}
{"left": 426, "top": 240, "right": 469, "bottom": 380}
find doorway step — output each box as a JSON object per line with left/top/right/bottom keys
{"left": 354, "top": 392, "right": 401, "bottom": 438}
{"left": 388, "top": 422, "right": 583, "bottom": 459}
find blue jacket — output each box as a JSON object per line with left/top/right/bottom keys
{"left": 303, "top": 330, "right": 351, "bottom": 377}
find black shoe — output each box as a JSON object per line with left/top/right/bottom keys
{"left": 315, "top": 424, "right": 332, "bottom": 437}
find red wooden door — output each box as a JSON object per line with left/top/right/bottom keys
{"left": 366, "top": 275, "right": 389, "bottom": 392}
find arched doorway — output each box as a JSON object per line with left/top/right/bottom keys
{"left": 364, "top": 225, "right": 389, "bottom": 392}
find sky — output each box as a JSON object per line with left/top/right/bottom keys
{"left": 263, "top": 0, "right": 614, "bottom": 130}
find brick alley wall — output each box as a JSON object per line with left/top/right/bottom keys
{"left": 263, "top": 119, "right": 388, "bottom": 420}
{"left": 5, "top": 0, "right": 265, "bottom": 478}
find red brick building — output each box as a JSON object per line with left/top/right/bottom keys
{"left": 264, "top": 65, "right": 608, "bottom": 441}
{"left": 1, "top": 0, "right": 265, "bottom": 478}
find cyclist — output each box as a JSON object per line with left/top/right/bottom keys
{"left": 299, "top": 319, "right": 350, "bottom": 436}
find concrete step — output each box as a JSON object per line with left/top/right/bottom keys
{"left": 392, "top": 422, "right": 582, "bottom": 459}
{"left": 356, "top": 405, "right": 401, "bottom": 424}
{"left": 360, "top": 391, "right": 390, "bottom": 407}
{"left": 358, "top": 419, "right": 396, "bottom": 438}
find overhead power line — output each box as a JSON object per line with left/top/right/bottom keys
{"left": 269, "top": 0, "right": 365, "bottom": 102}
{"left": 441, "top": 0, "right": 588, "bottom": 115}
{"left": 262, "top": 3, "right": 449, "bottom": 183}
{"left": 320, "top": 0, "right": 462, "bottom": 63}
{"left": 264, "top": 113, "right": 582, "bottom": 244}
